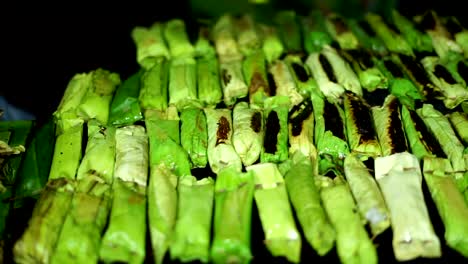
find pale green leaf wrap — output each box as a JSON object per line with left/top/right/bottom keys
{"left": 246, "top": 163, "right": 301, "bottom": 263}
{"left": 422, "top": 157, "right": 468, "bottom": 257}
{"left": 212, "top": 14, "right": 242, "bottom": 60}
{"left": 243, "top": 50, "right": 270, "bottom": 107}
{"left": 211, "top": 167, "right": 255, "bottom": 264}
{"left": 13, "top": 178, "right": 76, "bottom": 264}
{"left": 261, "top": 96, "right": 290, "bottom": 163}
{"left": 365, "top": 13, "right": 414, "bottom": 56}
{"left": 50, "top": 176, "right": 112, "bottom": 264}
{"left": 421, "top": 56, "right": 468, "bottom": 109}
{"left": 145, "top": 108, "right": 191, "bottom": 177}
{"left": 235, "top": 14, "right": 262, "bottom": 56}
{"left": 260, "top": 24, "right": 284, "bottom": 63}
{"left": 319, "top": 175, "right": 378, "bottom": 264}
{"left": 283, "top": 152, "right": 335, "bottom": 256}
{"left": 139, "top": 57, "right": 169, "bottom": 111}
{"left": 169, "top": 57, "right": 201, "bottom": 110}
{"left": 220, "top": 58, "right": 248, "bottom": 106}
{"left": 164, "top": 19, "right": 195, "bottom": 58}
{"left": 324, "top": 13, "right": 359, "bottom": 50}
{"left": 449, "top": 111, "right": 468, "bottom": 145}
{"left": 455, "top": 31, "right": 468, "bottom": 58}
{"left": 284, "top": 54, "right": 319, "bottom": 97}
{"left": 288, "top": 99, "right": 315, "bottom": 158}
{"left": 131, "top": 23, "right": 170, "bottom": 69}
{"left": 194, "top": 27, "right": 216, "bottom": 59}
{"left": 232, "top": 102, "right": 263, "bottom": 166}
{"left": 170, "top": 176, "right": 214, "bottom": 263}
{"left": 180, "top": 107, "right": 208, "bottom": 168}
{"left": 269, "top": 60, "right": 304, "bottom": 109}
{"left": 274, "top": 10, "right": 302, "bottom": 53}
{"left": 197, "top": 56, "right": 223, "bottom": 107}
{"left": 53, "top": 73, "right": 90, "bottom": 134}
{"left": 148, "top": 164, "right": 178, "bottom": 264}
{"left": 48, "top": 123, "right": 83, "bottom": 180}
{"left": 205, "top": 108, "right": 242, "bottom": 174}
{"left": 400, "top": 105, "right": 435, "bottom": 160}
{"left": 375, "top": 152, "right": 441, "bottom": 261}
{"left": 77, "top": 68, "right": 121, "bottom": 125}
{"left": 305, "top": 52, "right": 346, "bottom": 103}
{"left": 76, "top": 120, "right": 116, "bottom": 184}
{"left": 301, "top": 10, "right": 333, "bottom": 54}
{"left": 99, "top": 180, "right": 147, "bottom": 264}
{"left": 391, "top": 9, "right": 434, "bottom": 52}
{"left": 343, "top": 154, "right": 390, "bottom": 236}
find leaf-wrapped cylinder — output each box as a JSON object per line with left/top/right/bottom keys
{"left": 232, "top": 102, "right": 263, "bottom": 167}
{"left": 131, "top": 23, "right": 170, "bottom": 69}
{"left": 261, "top": 96, "right": 290, "bottom": 163}
{"left": 164, "top": 19, "right": 195, "bottom": 58}
{"left": 48, "top": 123, "right": 83, "bottom": 180}
{"left": 108, "top": 71, "right": 144, "bottom": 126}
{"left": 139, "top": 58, "right": 169, "bottom": 111}
{"left": 180, "top": 107, "right": 208, "bottom": 168}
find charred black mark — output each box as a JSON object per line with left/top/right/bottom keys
{"left": 347, "top": 92, "right": 377, "bottom": 144}
{"left": 331, "top": 16, "right": 349, "bottom": 34}
{"left": 324, "top": 170, "right": 338, "bottom": 179}
{"left": 409, "top": 110, "right": 446, "bottom": 158}
{"left": 267, "top": 72, "right": 277, "bottom": 96}
{"left": 289, "top": 99, "right": 314, "bottom": 137}
{"left": 416, "top": 11, "right": 437, "bottom": 31}
{"left": 250, "top": 112, "right": 262, "bottom": 133}
{"left": 319, "top": 54, "right": 337, "bottom": 83}
{"left": 444, "top": 17, "right": 463, "bottom": 35}
{"left": 264, "top": 111, "right": 280, "bottom": 154}
{"left": 388, "top": 99, "right": 408, "bottom": 154}
{"left": 363, "top": 157, "right": 375, "bottom": 172}
{"left": 457, "top": 61, "right": 468, "bottom": 84}
{"left": 216, "top": 116, "right": 230, "bottom": 146}
{"left": 358, "top": 20, "right": 376, "bottom": 37}
{"left": 291, "top": 62, "right": 310, "bottom": 82}
{"left": 384, "top": 59, "right": 404, "bottom": 78}
{"left": 347, "top": 49, "right": 374, "bottom": 69}
{"left": 81, "top": 122, "right": 88, "bottom": 157}
{"left": 324, "top": 100, "right": 346, "bottom": 140}
{"left": 363, "top": 89, "right": 390, "bottom": 107}
{"left": 398, "top": 54, "right": 434, "bottom": 88}
{"left": 415, "top": 50, "right": 437, "bottom": 61}
{"left": 221, "top": 69, "right": 232, "bottom": 86}
{"left": 249, "top": 71, "right": 270, "bottom": 97}
{"left": 434, "top": 64, "right": 457, "bottom": 84}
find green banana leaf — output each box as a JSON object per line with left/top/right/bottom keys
{"left": 108, "top": 71, "right": 144, "bottom": 126}
{"left": 180, "top": 107, "right": 208, "bottom": 168}
{"left": 301, "top": 10, "right": 333, "bottom": 54}
{"left": 243, "top": 50, "right": 270, "bottom": 107}
{"left": 139, "top": 57, "right": 169, "bottom": 111}
{"left": 164, "top": 19, "right": 195, "bottom": 58}
{"left": 197, "top": 56, "right": 223, "bottom": 107}
{"left": 261, "top": 96, "right": 290, "bottom": 163}
{"left": 131, "top": 22, "right": 170, "bottom": 69}
{"left": 232, "top": 102, "right": 263, "bottom": 167}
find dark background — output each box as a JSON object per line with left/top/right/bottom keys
{"left": 1, "top": 0, "right": 466, "bottom": 123}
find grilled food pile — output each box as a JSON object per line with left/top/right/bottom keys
{"left": 2, "top": 8, "right": 468, "bottom": 264}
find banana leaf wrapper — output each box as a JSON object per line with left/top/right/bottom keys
{"left": 319, "top": 174, "right": 378, "bottom": 264}
{"left": 344, "top": 91, "right": 382, "bottom": 158}
{"left": 324, "top": 13, "right": 359, "bottom": 50}
{"left": 53, "top": 73, "right": 90, "bottom": 134}
{"left": 180, "top": 107, "right": 208, "bottom": 168}
{"left": 99, "top": 179, "right": 147, "bottom": 264}
{"left": 194, "top": 27, "right": 216, "bottom": 59}
{"left": 50, "top": 176, "right": 111, "bottom": 264}
{"left": 76, "top": 68, "right": 121, "bottom": 125}
{"left": 449, "top": 111, "right": 468, "bottom": 145}
{"left": 109, "top": 71, "right": 144, "bottom": 126}
{"left": 372, "top": 95, "right": 408, "bottom": 156}
{"left": 365, "top": 13, "right": 414, "bottom": 56}
{"left": 148, "top": 164, "right": 178, "bottom": 264}
{"left": 205, "top": 108, "right": 242, "bottom": 174}
{"left": 339, "top": 49, "right": 388, "bottom": 92}
{"left": 442, "top": 58, "right": 467, "bottom": 87}
{"left": 232, "top": 102, "right": 263, "bottom": 167}
{"left": 421, "top": 56, "right": 468, "bottom": 109}
{"left": 442, "top": 16, "right": 468, "bottom": 57}
{"left": 212, "top": 14, "right": 242, "bottom": 60}
{"left": 235, "top": 14, "right": 262, "bottom": 56}
{"left": 76, "top": 120, "right": 116, "bottom": 184}
{"left": 243, "top": 50, "right": 270, "bottom": 107}
{"left": 347, "top": 18, "right": 387, "bottom": 54}
{"left": 139, "top": 57, "right": 169, "bottom": 111}
{"left": 220, "top": 58, "right": 248, "bottom": 106}
{"left": 288, "top": 99, "right": 315, "bottom": 158}
{"left": 211, "top": 167, "right": 255, "bottom": 264}
{"left": 14, "top": 118, "right": 55, "bottom": 207}
{"left": 169, "top": 57, "right": 201, "bottom": 110}
{"left": 391, "top": 9, "right": 434, "bottom": 53}
{"left": 283, "top": 151, "right": 335, "bottom": 256}
{"left": 344, "top": 154, "right": 389, "bottom": 236}
{"left": 197, "top": 56, "right": 223, "bottom": 107}
{"left": 261, "top": 96, "right": 290, "bottom": 163}
{"left": 322, "top": 46, "right": 363, "bottom": 97}
{"left": 164, "top": 19, "right": 195, "bottom": 58}
{"left": 131, "top": 22, "right": 170, "bottom": 69}
{"left": 416, "top": 104, "right": 467, "bottom": 197}
{"left": 305, "top": 52, "right": 346, "bottom": 103}
{"left": 260, "top": 24, "right": 284, "bottom": 63}
{"left": 48, "top": 123, "right": 83, "bottom": 180}
{"left": 246, "top": 163, "right": 301, "bottom": 263}
{"left": 274, "top": 10, "right": 302, "bottom": 53}
{"left": 301, "top": 11, "right": 333, "bottom": 53}
{"left": 170, "top": 176, "right": 214, "bottom": 263}
{"left": 114, "top": 125, "right": 149, "bottom": 186}
{"left": 284, "top": 54, "right": 319, "bottom": 97}
{"left": 145, "top": 108, "right": 191, "bottom": 177}
{"left": 375, "top": 152, "right": 441, "bottom": 261}
{"left": 422, "top": 157, "right": 468, "bottom": 257}
{"left": 268, "top": 60, "right": 303, "bottom": 109}
{"left": 13, "top": 178, "right": 76, "bottom": 264}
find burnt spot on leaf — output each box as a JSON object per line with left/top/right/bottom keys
{"left": 319, "top": 54, "right": 337, "bottom": 83}
{"left": 409, "top": 110, "right": 446, "bottom": 158}
{"left": 221, "top": 69, "right": 232, "bottom": 86}
{"left": 289, "top": 99, "right": 313, "bottom": 137}
{"left": 291, "top": 62, "right": 310, "bottom": 82}
{"left": 249, "top": 71, "right": 270, "bottom": 97}
{"left": 358, "top": 20, "right": 376, "bottom": 37}
{"left": 324, "top": 100, "right": 346, "bottom": 140}
{"left": 267, "top": 72, "right": 277, "bottom": 96}
{"left": 250, "top": 112, "right": 262, "bottom": 133}
{"left": 434, "top": 64, "right": 457, "bottom": 84}
{"left": 215, "top": 116, "right": 230, "bottom": 146}
{"left": 388, "top": 99, "right": 408, "bottom": 154}
{"left": 457, "top": 61, "right": 468, "bottom": 84}
{"left": 331, "top": 16, "right": 349, "bottom": 34}
{"left": 383, "top": 59, "right": 404, "bottom": 78}
{"left": 346, "top": 92, "right": 378, "bottom": 144}
{"left": 264, "top": 111, "right": 280, "bottom": 154}
{"left": 416, "top": 11, "right": 437, "bottom": 31}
